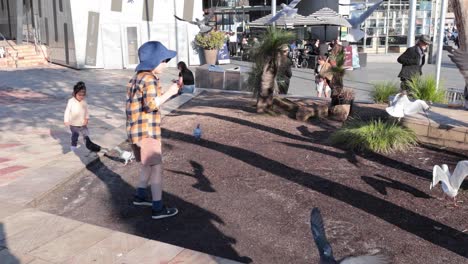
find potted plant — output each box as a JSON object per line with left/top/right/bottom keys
{"left": 194, "top": 30, "right": 226, "bottom": 65}
{"left": 329, "top": 48, "right": 355, "bottom": 121}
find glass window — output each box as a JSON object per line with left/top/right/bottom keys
{"left": 59, "top": 0, "right": 63, "bottom": 12}
{"left": 111, "top": 0, "right": 122, "bottom": 12}
{"left": 142, "top": 0, "right": 154, "bottom": 21}
{"left": 53, "top": 0, "right": 58, "bottom": 42}
{"left": 38, "top": 0, "right": 42, "bottom": 17}
{"left": 127, "top": 27, "right": 138, "bottom": 65}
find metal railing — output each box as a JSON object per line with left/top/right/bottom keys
{"left": 0, "top": 32, "right": 18, "bottom": 67}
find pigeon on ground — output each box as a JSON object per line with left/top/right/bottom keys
{"left": 174, "top": 9, "right": 214, "bottom": 34}
{"left": 385, "top": 92, "right": 430, "bottom": 119}
{"left": 310, "top": 208, "right": 391, "bottom": 264}
{"left": 345, "top": 0, "right": 384, "bottom": 42}
{"left": 447, "top": 48, "right": 468, "bottom": 108}
{"left": 266, "top": 0, "right": 302, "bottom": 24}
{"left": 114, "top": 146, "right": 135, "bottom": 165}
{"left": 431, "top": 161, "right": 468, "bottom": 207}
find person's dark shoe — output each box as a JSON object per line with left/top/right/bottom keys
{"left": 132, "top": 195, "right": 152, "bottom": 206}
{"left": 152, "top": 206, "right": 178, "bottom": 219}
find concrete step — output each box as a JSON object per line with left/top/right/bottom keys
{"left": 401, "top": 106, "right": 468, "bottom": 150}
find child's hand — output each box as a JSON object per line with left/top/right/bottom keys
{"left": 64, "top": 122, "right": 70, "bottom": 126}
{"left": 83, "top": 119, "right": 88, "bottom": 126}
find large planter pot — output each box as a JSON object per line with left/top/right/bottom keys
{"left": 203, "top": 49, "right": 218, "bottom": 65}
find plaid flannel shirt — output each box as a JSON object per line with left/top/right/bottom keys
{"left": 126, "top": 72, "right": 161, "bottom": 144}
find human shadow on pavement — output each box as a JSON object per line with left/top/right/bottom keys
{"left": 166, "top": 160, "right": 216, "bottom": 193}
{"left": 361, "top": 174, "right": 431, "bottom": 198}
{"left": 163, "top": 128, "right": 468, "bottom": 258}
{"left": 0, "top": 224, "right": 20, "bottom": 264}
{"left": 85, "top": 158, "right": 252, "bottom": 263}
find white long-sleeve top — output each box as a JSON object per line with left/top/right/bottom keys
{"left": 64, "top": 97, "right": 89, "bottom": 126}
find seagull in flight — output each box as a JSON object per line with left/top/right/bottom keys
{"left": 311, "top": 208, "right": 391, "bottom": 264}
{"left": 174, "top": 9, "right": 215, "bottom": 33}
{"left": 447, "top": 47, "right": 468, "bottom": 108}
{"left": 431, "top": 161, "right": 468, "bottom": 207}
{"left": 266, "top": 0, "right": 302, "bottom": 24}
{"left": 345, "top": 0, "right": 384, "bottom": 42}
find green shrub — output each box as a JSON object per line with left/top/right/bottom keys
{"left": 407, "top": 75, "right": 446, "bottom": 103}
{"left": 330, "top": 119, "right": 417, "bottom": 154}
{"left": 194, "top": 31, "right": 226, "bottom": 50}
{"left": 372, "top": 81, "right": 399, "bottom": 103}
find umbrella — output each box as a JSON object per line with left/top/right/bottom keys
{"left": 249, "top": 13, "right": 324, "bottom": 28}
{"left": 306, "top": 7, "right": 352, "bottom": 40}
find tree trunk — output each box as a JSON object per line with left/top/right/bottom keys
{"left": 452, "top": 0, "right": 468, "bottom": 51}
{"left": 257, "top": 59, "right": 277, "bottom": 113}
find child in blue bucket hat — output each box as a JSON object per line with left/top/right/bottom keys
{"left": 126, "top": 41, "right": 180, "bottom": 219}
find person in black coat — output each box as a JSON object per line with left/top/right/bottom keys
{"left": 397, "top": 35, "right": 431, "bottom": 90}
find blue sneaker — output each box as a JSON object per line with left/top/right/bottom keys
{"left": 132, "top": 195, "right": 152, "bottom": 206}
{"left": 152, "top": 206, "right": 178, "bottom": 219}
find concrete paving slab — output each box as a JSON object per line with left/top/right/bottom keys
{"left": 0, "top": 249, "right": 35, "bottom": 264}
{"left": 0, "top": 202, "right": 23, "bottom": 221}
{"left": 0, "top": 209, "right": 53, "bottom": 241}
{"left": 115, "top": 239, "right": 184, "bottom": 264}
{"left": 29, "top": 223, "right": 112, "bottom": 263}
{"left": 0, "top": 212, "right": 82, "bottom": 253}
{"left": 65, "top": 232, "right": 148, "bottom": 264}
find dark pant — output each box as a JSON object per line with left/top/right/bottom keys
{"left": 229, "top": 42, "right": 237, "bottom": 56}
{"left": 400, "top": 78, "right": 410, "bottom": 91}
{"left": 70, "top": 126, "right": 89, "bottom": 146}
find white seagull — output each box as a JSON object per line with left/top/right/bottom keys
{"left": 174, "top": 9, "right": 215, "bottom": 34}
{"left": 266, "top": 0, "right": 302, "bottom": 24}
{"left": 385, "top": 92, "right": 430, "bottom": 119}
{"left": 311, "top": 208, "right": 391, "bottom": 264}
{"left": 346, "top": 0, "right": 384, "bottom": 42}
{"left": 431, "top": 161, "right": 468, "bottom": 207}
{"left": 114, "top": 146, "right": 135, "bottom": 165}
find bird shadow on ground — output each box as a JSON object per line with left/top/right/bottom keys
{"left": 361, "top": 174, "right": 432, "bottom": 198}
{"left": 85, "top": 157, "right": 252, "bottom": 263}
{"left": 166, "top": 160, "right": 216, "bottom": 193}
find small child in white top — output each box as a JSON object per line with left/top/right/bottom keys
{"left": 64, "top": 81, "right": 90, "bottom": 152}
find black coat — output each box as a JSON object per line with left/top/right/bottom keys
{"left": 397, "top": 45, "right": 425, "bottom": 80}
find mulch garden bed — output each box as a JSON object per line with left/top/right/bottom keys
{"left": 37, "top": 92, "right": 468, "bottom": 264}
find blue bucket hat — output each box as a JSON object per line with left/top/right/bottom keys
{"left": 135, "top": 41, "right": 177, "bottom": 72}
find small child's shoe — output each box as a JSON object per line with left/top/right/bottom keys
{"left": 70, "top": 146, "right": 78, "bottom": 152}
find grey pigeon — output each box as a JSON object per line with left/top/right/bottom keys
{"left": 266, "top": 0, "right": 302, "bottom": 24}
{"left": 310, "top": 208, "right": 391, "bottom": 264}
{"left": 345, "top": 0, "right": 384, "bottom": 42}
{"left": 447, "top": 48, "right": 468, "bottom": 103}
{"left": 174, "top": 9, "right": 214, "bottom": 34}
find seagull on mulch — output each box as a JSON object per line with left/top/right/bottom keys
{"left": 345, "top": 0, "right": 384, "bottom": 42}
{"left": 266, "top": 0, "right": 302, "bottom": 24}
{"left": 174, "top": 9, "right": 215, "bottom": 34}
{"left": 447, "top": 47, "right": 468, "bottom": 108}
{"left": 310, "top": 208, "right": 391, "bottom": 264}
{"left": 431, "top": 161, "right": 468, "bottom": 207}
{"left": 385, "top": 91, "right": 430, "bottom": 120}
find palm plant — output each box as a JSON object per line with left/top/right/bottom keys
{"left": 247, "top": 28, "right": 295, "bottom": 113}
{"left": 407, "top": 75, "right": 446, "bottom": 103}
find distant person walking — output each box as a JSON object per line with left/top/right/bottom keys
{"left": 397, "top": 35, "right": 431, "bottom": 91}
{"left": 126, "top": 41, "right": 180, "bottom": 220}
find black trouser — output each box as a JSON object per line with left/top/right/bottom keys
{"left": 400, "top": 78, "right": 410, "bottom": 91}
{"left": 70, "top": 125, "right": 89, "bottom": 146}
{"left": 229, "top": 42, "right": 237, "bottom": 56}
